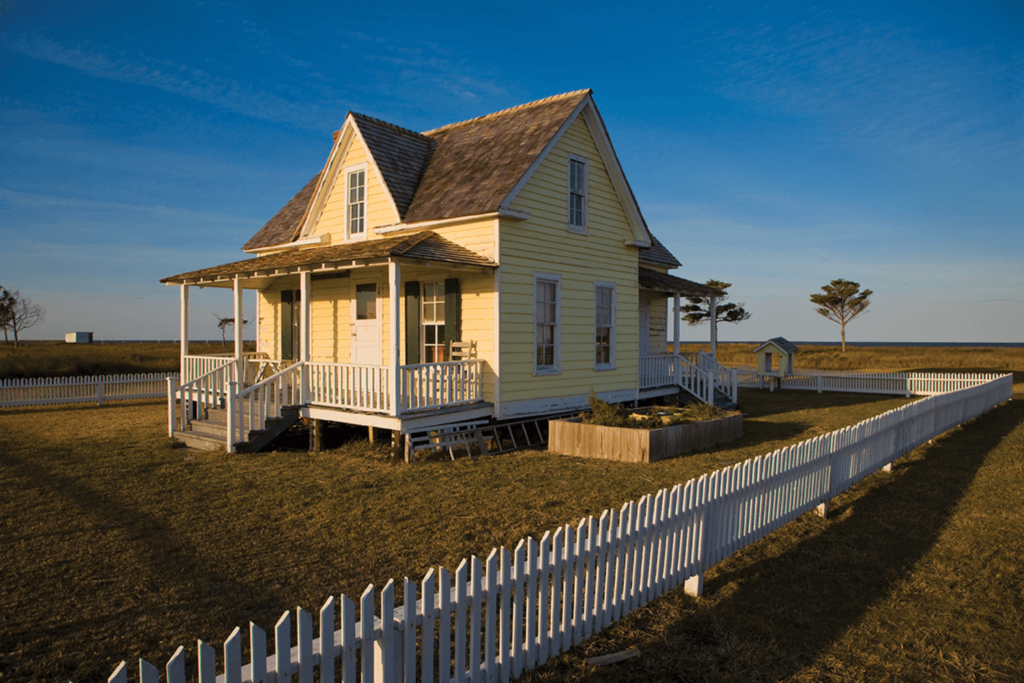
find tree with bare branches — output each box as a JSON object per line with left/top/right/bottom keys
{"left": 1, "top": 290, "right": 45, "bottom": 347}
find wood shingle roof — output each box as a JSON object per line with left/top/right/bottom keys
{"left": 162, "top": 232, "right": 496, "bottom": 285}
{"left": 638, "top": 268, "right": 725, "bottom": 297}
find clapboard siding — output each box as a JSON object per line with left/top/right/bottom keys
{"left": 313, "top": 134, "right": 398, "bottom": 240}
{"left": 500, "top": 114, "right": 640, "bottom": 404}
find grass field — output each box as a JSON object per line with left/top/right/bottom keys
{"left": 0, "top": 347, "right": 1021, "bottom": 682}
{"left": 0, "top": 341, "right": 254, "bottom": 380}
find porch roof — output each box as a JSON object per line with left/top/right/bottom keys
{"left": 161, "top": 232, "right": 497, "bottom": 287}
{"left": 638, "top": 268, "right": 726, "bottom": 297}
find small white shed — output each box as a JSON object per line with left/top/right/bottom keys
{"left": 754, "top": 337, "right": 798, "bottom": 379}
{"left": 65, "top": 332, "right": 94, "bottom": 344}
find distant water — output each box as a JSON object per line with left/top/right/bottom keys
{"left": 682, "top": 341, "right": 1024, "bottom": 349}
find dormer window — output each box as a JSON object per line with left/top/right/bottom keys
{"left": 347, "top": 168, "right": 366, "bottom": 237}
{"left": 567, "top": 155, "right": 588, "bottom": 234}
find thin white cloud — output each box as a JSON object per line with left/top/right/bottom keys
{"left": 0, "top": 187, "right": 252, "bottom": 226}
{"left": 686, "top": 6, "right": 1021, "bottom": 177}
{"left": 2, "top": 32, "right": 332, "bottom": 127}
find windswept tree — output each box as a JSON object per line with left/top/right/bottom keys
{"left": 681, "top": 280, "right": 751, "bottom": 340}
{"left": 214, "top": 314, "right": 249, "bottom": 345}
{"left": 810, "top": 279, "right": 873, "bottom": 352}
{"left": 2, "top": 291, "right": 45, "bottom": 347}
{"left": 0, "top": 287, "right": 14, "bottom": 344}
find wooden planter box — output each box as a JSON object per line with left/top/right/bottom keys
{"left": 548, "top": 413, "right": 743, "bottom": 463}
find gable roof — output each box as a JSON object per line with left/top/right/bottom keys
{"left": 352, "top": 112, "right": 436, "bottom": 219}
{"left": 754, "top": 337, "right": 799, "bottom": 354}
{"left": 401, "top": 90, "right": 591, "bottom": 222}
{"left": 163, "top": 232, "right": 496, "bottom": 286}
{"left": 243, "top": 90, "right": 668, "bottom": 259}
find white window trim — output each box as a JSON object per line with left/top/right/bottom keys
{"left": 421, "top": 280, "right": 446, "bottom": 364}
{"left": 344, "top": 162, "right": 369, "bottom": 242}
{"left": 533, "top": 272, "right": 562, "bottom": 375}
{"left": 566, "top": 153, "right": 589, "bottom": 235}
{"left": 594, "top": 281, "right": 616, "bottom": 370}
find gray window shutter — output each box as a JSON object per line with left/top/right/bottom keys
{"left": 405, "top": 281, "right": 420, "bottom": 365}
{"left": 444, "top": 278, "right": 461, "bottom": 356}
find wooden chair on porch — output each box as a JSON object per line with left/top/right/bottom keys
{"left": 450, "top": 340, "right": 477, "bottom": 361}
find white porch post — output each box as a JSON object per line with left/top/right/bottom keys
{"left": 709, "top": 295, "right": 718, "bottom": 360}
{"left": 388, "top": 261, "right": 401, "bottom": 416}
{"left": 673, "top": 292, "right": 681, "bottom": 355}
{"left": 180, "top": 284, "right": 189, "bottom": 374}
{"left": 233, "top": 276, "right": 244, "bottom": 383}
{"left": 299, "top": 270, "right": 311, "bottom": 403}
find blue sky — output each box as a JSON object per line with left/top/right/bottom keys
{"left": 1, "top": 0, "right": 1020, "bottom": 343}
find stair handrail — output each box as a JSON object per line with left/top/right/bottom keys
{"left": 167, "top": 359, "right": 237, "bottom": 436}
{"left": 674, "top": 353, "right": 715, "bottom": 405}
{"left": 227, "top": 361, "right": 304, "bottom": 451}
{"left": 697, "top": 352, "right": 739, "bottom": 404}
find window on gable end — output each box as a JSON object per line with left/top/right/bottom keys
{"left": 347, "top": 168, "right": 366, "bottom": 237}
{"left": 567, "top": 155, "right": 588, "bottom": 234}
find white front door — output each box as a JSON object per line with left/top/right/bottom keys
{"left": 638, "top": 295, "right": 651, "bottom": 357}
{"left": 351, "top": 280, "right": 381, "bottom": 365}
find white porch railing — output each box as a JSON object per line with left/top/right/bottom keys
{"left": 308, "top": 362, "right": 392, "bottom": 413}
{"left": 305, "top": 359, "right": 484, "bottom": 415}
{"left": 228, "top": 362, "right": 303, "bottom": 448}
{"left": 182, "top": 354, "right": 234, "bottom": 384}
{"left": 166, "top": 359, "right": 236, "bottom": 435}
{"left": 640, "top": 354, "right": 728, "bottom": 405}
{"left": 399, "top": 360, "right": 484, "bottom": 412}
{"left": 696, "top": 351, "right": 739, "bottom": 404}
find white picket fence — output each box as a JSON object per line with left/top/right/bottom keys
{"left": 105, "top": 373, "right": 1013, "bottom": 683}
{"left": 0, "top": 373, "right": 178, "bottom": 408}
{"left": 734, "top": 366, "right": 1003, "bottom": 397}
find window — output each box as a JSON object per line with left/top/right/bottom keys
{"left": 355, "top": 283, "right": 376, "bottom": 320}
{"left": 347, "top": 168, "right": 365, "bottom": 237}
{"left": 534, "top": 273, "right": 561, "bottom": 373}
{"left": 421, "top": 281, "right": 446, "bottom": 363}
{"left": 567, "top": 155, "right": 588, "bottom": 233}
{"left": 594, "top": 282, "right": 616, "bottom": 369}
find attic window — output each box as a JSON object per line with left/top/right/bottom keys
{"left": 348, "top": 169, "right": 366, "bottom": 237}
{"left": 567, "top": 155, "right": 588, "bottom": 234}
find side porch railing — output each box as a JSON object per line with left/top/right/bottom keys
{"left": 640, "top": 354, "right": 739, "bottom": 406}
{"left": 227, "top": 362, "right": 303, "bottom": 449}
{"left": 696, "top": 351, "right": 739, "bottom": 404}
{"left": 166, "top": 359, "right": 236, "bottom": 436}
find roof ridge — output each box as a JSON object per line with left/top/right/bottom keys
{"left": 348, "top": 112, "right": 434, "bottom": 142}
{"left": 421, "top": 89, "right": 592, "bottom": 136}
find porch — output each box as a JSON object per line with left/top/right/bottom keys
{"left": 161, "top": 232, "right": 498, "bottom": 452}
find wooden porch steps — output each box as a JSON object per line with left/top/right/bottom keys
{"left": 173, "top": 406, "right": 300, "bottom": 452}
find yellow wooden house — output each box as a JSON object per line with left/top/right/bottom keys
{"left": 162, "top": 90, "right": 734, "bottom": 456}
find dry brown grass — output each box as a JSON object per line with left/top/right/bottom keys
{"left": 1, "top": 346, "right": 1021, "bottom": 682}
{"left": 674, "top": 342, "right": 1022, "bottom": 374}
{"left": 0, "top": 341, "right": 254, "bottom": 380}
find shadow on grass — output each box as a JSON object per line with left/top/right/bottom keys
{"left": 0, "top": 447, "right": 278, "bottom": 681}
{"left": 545, "top": 396, "right": 1020, "bottom": 682}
